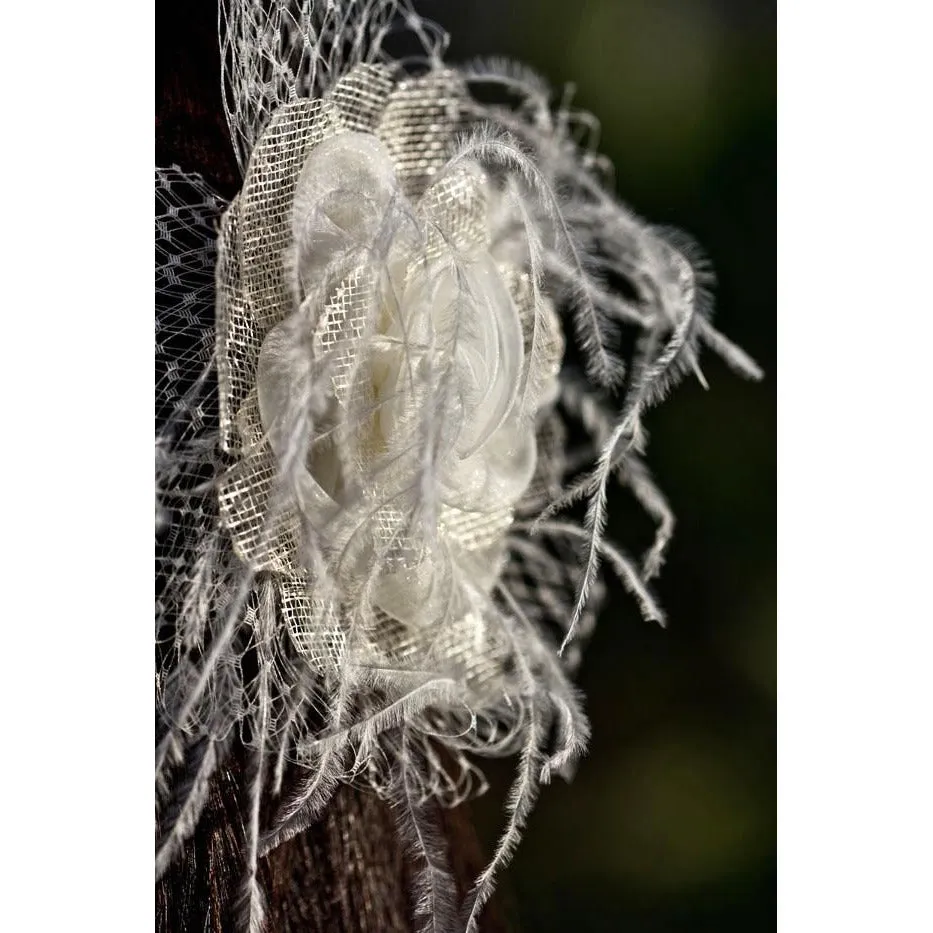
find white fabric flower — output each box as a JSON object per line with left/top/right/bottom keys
{"left": 259, "top": 129, "right": 558, "bottom": 628}
{"left": 216, "top": 79, "right": 563, "bottom": 670}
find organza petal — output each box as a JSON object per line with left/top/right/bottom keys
{"left": 452, "top": 255, "right": 525, "bottom": 458}
{"left": 441, "top": 413, "right": 538, "bottom": 512}
{"left": 290, "top": 131, "right": 401, "bottom": 302}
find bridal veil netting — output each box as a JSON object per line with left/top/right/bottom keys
{"left": 155, "top": 2, "right": 762, "bottom": 930}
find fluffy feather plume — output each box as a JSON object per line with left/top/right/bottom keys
{"left": 156, "top": 2, "right": 762, "bottom": 930}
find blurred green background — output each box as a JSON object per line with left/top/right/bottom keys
{"left": 424, "top": 0, "right": 776, "bottom": 929}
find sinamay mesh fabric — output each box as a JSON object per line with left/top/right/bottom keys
{"left": 155, "top": 2, "right": 762, "bottom": 930}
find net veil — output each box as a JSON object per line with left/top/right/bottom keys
{"left": 155, "top": 3, "right": 762, "bottom": 930}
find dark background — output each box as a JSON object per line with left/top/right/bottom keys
{"left": 418, "top": 1, "right": 776, "bottom": 930}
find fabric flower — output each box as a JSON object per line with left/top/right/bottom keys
{"left": 215, "top": 66, "right": 562, "bottom": 687}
